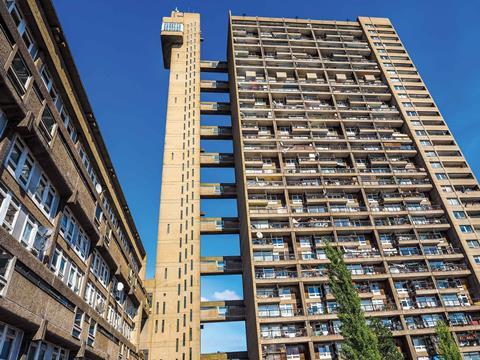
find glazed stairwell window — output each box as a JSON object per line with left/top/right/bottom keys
{"left": 59, "top": 209, "right": 90, "bottom": 261}
{"left": 5, "top": 136, "right": 59, "bottom": 220}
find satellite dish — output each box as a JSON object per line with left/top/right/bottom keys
{"left": 95, "top": 183, "right": 103, "bottom": 194}
{"left": 37, "top": 226, "right": 53, "bottom": 238}
{"left": 256, "top": 232, "right": 263, "bottom": 239}
{"left": 116, "top": 282, "right": 124, "bottom": 292}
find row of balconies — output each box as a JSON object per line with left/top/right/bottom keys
{"left": 250, "top": 247, "right": 463, "bottom": 265}
{"left": 248, "top": 204, "right": 442, "bottom": 216}
{"left": 246, "top": 178, "right": 431, "bottom": 189}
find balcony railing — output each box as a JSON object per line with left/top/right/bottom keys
{"left": 255, "top": 270, "right": 297, "bottom": 279}
{"left": 258, "top": 308, "right": 303, "bottom": 318}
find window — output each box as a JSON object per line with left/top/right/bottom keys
{"left": 411, "top": 120, "right": 421, "bottom": 126}
{"left": 460, "top": 225, "right": 473, "bottom": 233}
{"left": 78, "top": 145, "right": 100, "bottom": 188}
{"left": 474, "top": 256, "right": 480, "bottom": 265}
{"left": 111, "top": 276, "right": 126, "bottom": 305}
{"left": 39, "top": 107, "right": 56, "bottom": 142}
{"left": 59, "top": 209, "right": 90, "bottom": 261}
{"left": 0, "top": 109, "right": 8, "bottom": 137}
{"left": 50, "top": 247, "right": 84, "bottom": 295}
{"left": 447, "top": 198, "right": 460, "bottom": 206}
{"left": 61, "top": 109, "right": 77, "bottom": 143}
{"left": 6, "top": 0, "right": 38, "bottom": 59}
{"left": 5, "top": 137, "right": 59, "bottom": 219}
{"left": 19, "top": 214, "right": 45, "bottom": 258}
{"left": 307, "top": 286, "right": 321, "bottom": 298}
{"left": 453, "top": 211, "right": 466, "bottom": 219}
{"left": 420, "top": 140, "right": 432, "bottom": 146}
{"left": 406, "top": 111, "right": 417, "bottom": 116}
{"left": 72, "top": 309, "right": 83, "bottom": 339}
{"left": 91, "top": 250, "right": 110, "bottom": 287}
{"left": 94, "top": 203, "right": 103, "bottom": 227}
{"left": 467, "top": 240, "right": 480, "bottom": 249}
{"left": 5, "top": 137, "right": 33, "bottom": 186}
{"left": 84, "top": 282, "right": 106, "bottom": 315}
{"left": 40, "top": 66, "right": 54, "bottom": 92}
{"left": 0, "top": 247, "right": 13, "bottom": 294}
{"left": 431, "top": 162, "right": 442, "bottom": 168}
{"left": 26, "top": 341, "right": 68, "bottom": 360}
{"left": 8, "top": 53, "right": 31, "bottom": 95}
{"left": 0, "top": 183, "right": 48, "bottom": 260}
{"left": 436, "top": 173, "right": 447, "bottom": 180}
{"left": 87, "top": 320, "right": 96, "bottom": 346}
{"left": 0, "top": 321, "right": 23, "bottom": 360}
{"left": 107, "top": 305, "right": 123, "bottom": 333}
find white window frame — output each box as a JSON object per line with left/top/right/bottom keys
{"left": 0, "top": 321, "right": 23, "bottom": 360}
{"left": 59, "top": 208, "right": 90, "bottom": 261}
{"left": 26, "top": 340, "right": 68, "bottom": 360}
{"left": 5, "top": 136, "right": 59, "bottom": 220}
{"left": 91, "top": 250, "right": 110, "bottom": 288}
{"left": 50, "top": 247, "right": 84, "bottom": 295}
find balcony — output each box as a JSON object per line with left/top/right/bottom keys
{"left": 200, "top": 101, "right": 231, "bottom": 115}
{"left": 200, "top": 60, "right": 228, "bottom": 73}
{"left": 200, "top": 79, "right": 230, "bottom": 93}
{"left": 201, "top": 256, "right": 242, "bottom": 275}
{"left": 200, "top": 152, "right": 235, "bottom": 167}
{"left": 253, "top": 252, "right": 296, "bottom": 262}
{"left": 200, "top": 183, "right": 237, "bottom": 198}
{"left": 200, "top": 217, "right": 239, "bottom": 234}
{"left": 258, "top": 307, "right": 303, "bottom": 318}
{"left": 262, "top": 344, "right": 307, "bottom": 360}
{"left": 260, "top": 326, "right": 308, "bottom": 339}
{"left": 201, "top": 352, "right": 249, "bottom": 360}
{"left": 200, "top": 125, "right": 233, "bottom": 139}
{"left": 389, "top": 263, "right": 428, "bottom": 275}
{"left": 200, "top": 300, "right": 245, "bottom": 322}
{"left": 255, "top": 269, "right": 297, "bottom": 280}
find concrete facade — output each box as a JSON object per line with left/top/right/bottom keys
{"left": 0, "top": 1, "right": 148, "bottom": 359}
{"left": 146, "top": 11, "right": 480, "bottom": 360}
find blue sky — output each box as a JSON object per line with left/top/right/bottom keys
{"left": 53, "top": 0, "right": 480, "bottom": 353}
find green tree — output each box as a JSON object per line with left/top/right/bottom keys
{"left": 369, "top": 317, "right": 404, "bottom": 360}
{"left": 436, "top": 321, "right": 462, "bottom": 360}
{"left": 324, "top": 243, "right": 382, "bottom": 360}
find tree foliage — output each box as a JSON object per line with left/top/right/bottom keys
{"left": 369, "top": 317, "right": 403, "bottom": 360}
{"left": 436, "top": 321, "right": 462, "bottom": 360}
{"left": 325, "top": 243, "right": 382, "bottom": 360}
